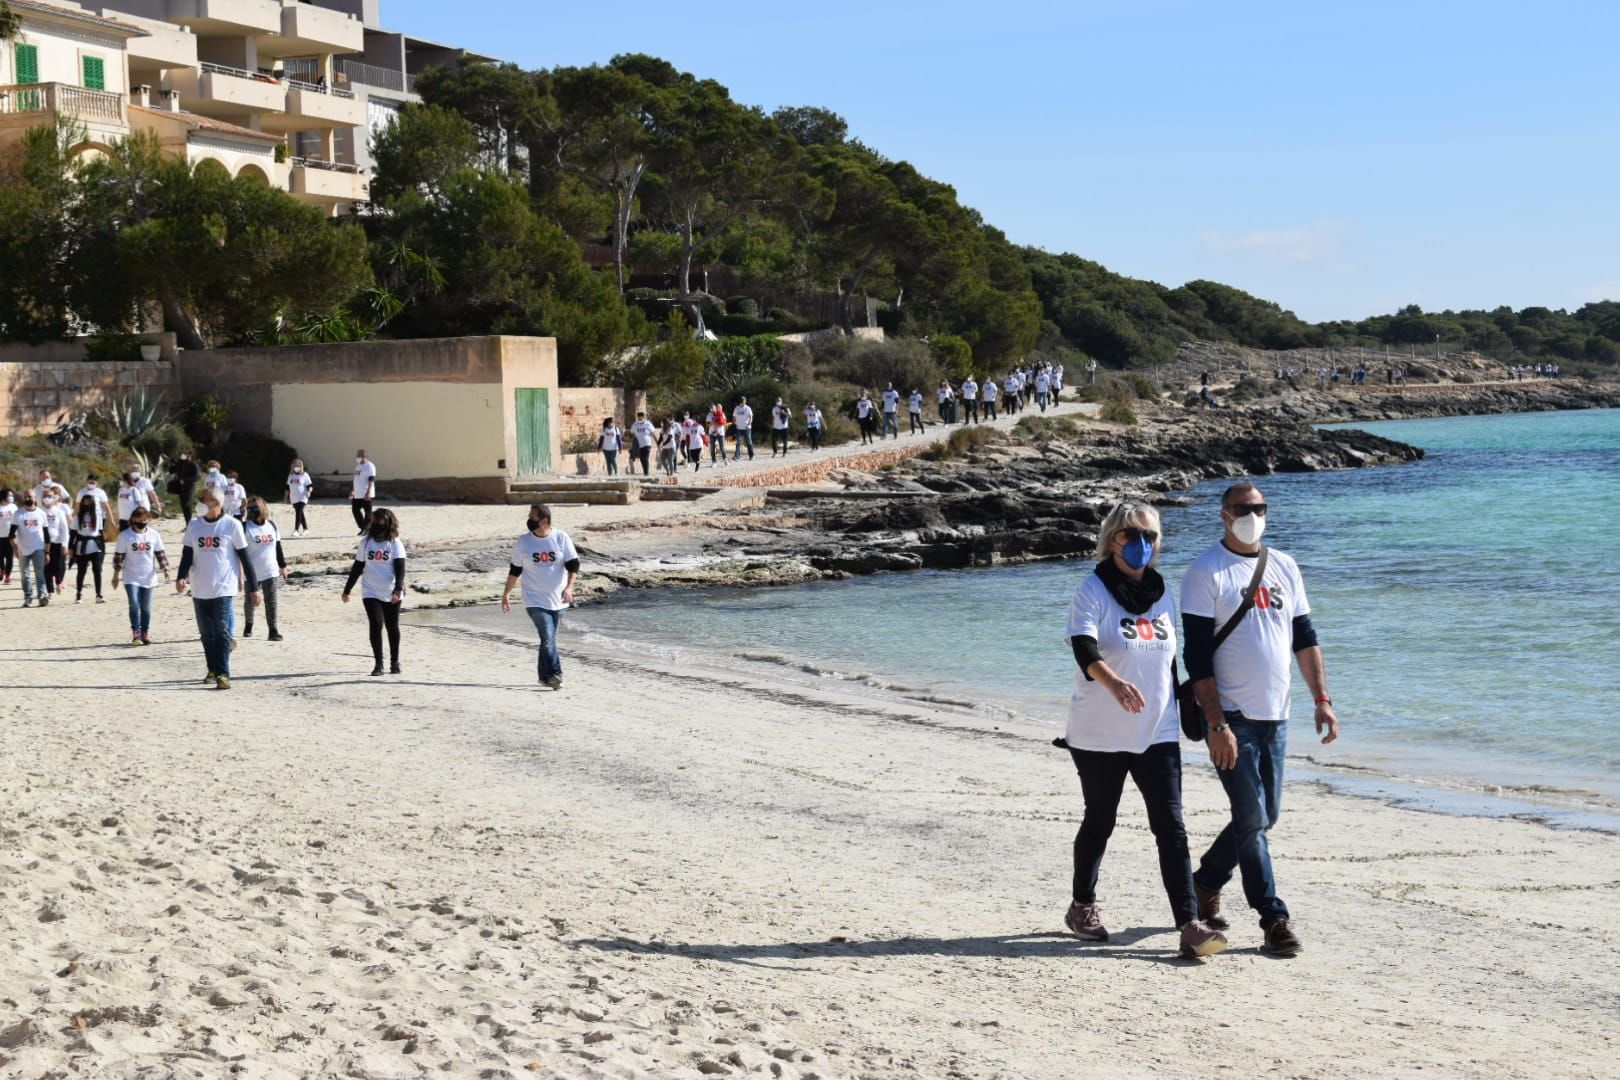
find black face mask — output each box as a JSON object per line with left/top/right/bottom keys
{"left": 528, "top": 518, "right": 544, "bottom": 532}
{"left": 369, "top": 524, "right": 389, "bottom": 539}
{"left": 132, "top": 521, "right": 148, "bottom": 531}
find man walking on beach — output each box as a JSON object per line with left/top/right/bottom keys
{"left": 732, "top": 398, "right": 755, "bottom": 461}
{"left": 1180, "top": 483, "right": 1338, "bottom": 957}
{"left": 351, "top": 450, "right": 377, "bottom": 535}
{"left": 882, "top": 383, "right": 901, "bottom": 439}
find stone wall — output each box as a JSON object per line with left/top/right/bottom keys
{"left": 716, "top": 443, "right": 928, "bottom": 488}
{"left": 0, "top": 361, "right": 180, "bottom": 437}
{"left": 556, "top": 387, "right": 647, "bottom": 451}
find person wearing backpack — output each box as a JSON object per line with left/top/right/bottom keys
{"left": 1180, "top": 482, "right": 1339, "bottom": 958}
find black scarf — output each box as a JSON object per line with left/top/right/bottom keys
{"left": 1094, "top": 558, "right": 1164, "bottom": 615}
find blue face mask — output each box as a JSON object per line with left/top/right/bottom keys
{"left": 1121, "top": 537, "right": 1154, "bottom": 570}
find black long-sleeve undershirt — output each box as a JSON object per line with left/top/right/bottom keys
{"left": 1070, "top": 635, "right": 1102, "bottom": 680}
{"left": 344, "top": 556, "right": 406, "bottom": 596}
{"left": 1182, "top": 612, "right": 1319, "bottom": 683}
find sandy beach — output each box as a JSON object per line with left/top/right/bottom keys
{"left": 2, "top": 487, "right": 1617, "bottom": 1079}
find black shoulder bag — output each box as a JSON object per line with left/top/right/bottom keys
{"left": 1177, "top": 546, "right": 1268, "bottom": 742}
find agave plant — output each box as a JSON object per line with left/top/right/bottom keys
{"left": 98, "top": 391, "right": 174, "bottom": 446}
{"left": 130, "top": 448, "right": 173, "bottom": 494}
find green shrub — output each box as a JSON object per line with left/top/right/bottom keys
{"left": 816, "top": 337, "right": 942, "bottom": 395}
{"left": 83, "top": 334, "right": 142, "bottom": 363}
{"left": 183, "top": 393, "right": 230, "bottom": 444}
{"left": 726, "top": 296, "right": 759, "bottom": 317}
{"left": 1119, "top": 372, "right": 1161, "bottom": 400}
{"left": 98, "top": 390, "right": 175, "bottom": 446}
{"left": 1014, "top": 415, "right": 1081, "bottom": 440}
{"left": 0, "top": 434, "right": 138, "bottom": 508}
{"left": 1452, "top": 372, "right": 1475, "bottom": 384}
{"left": 1099, "top": 399, "right": 1139, "bottom": 425}
{"left": 130, "top": 422, "right": 193, "bottom": 463}
{"left": 923, "top": 425, "right": 1001, "bottom": 460}
{"left": 563, "top": 432, "right": 599, "bottom": 454}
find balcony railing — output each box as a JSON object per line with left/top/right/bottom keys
{"left": 201, "top": 60, "right": 278, "bottom": 84}
{"left": 286, "top": 77, "right": 353, "bottom": 99}
{"left": 0, "top": 82, "right": 126, "bottom": 124}
{"left": 291, "top": 156, "right": 364, "bottom": 174}
{"left": 334, "top": 59, "right": 415, "bottom": 94}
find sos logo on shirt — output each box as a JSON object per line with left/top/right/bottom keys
{"left": 129, "top": 541, "right": 153, "bottom": 554}
{"left": 1119, "top": 615, "right": 1173, "bottom": 650}
{"left": 198, "top": 536, "right": 223, "bottom": 549}
{"left": 366, "top": 549, "right": 392, "bottom": 561}
{"left": 532, "top": 551, "right": 559, "bottom": 564}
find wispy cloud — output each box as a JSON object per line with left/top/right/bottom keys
{"left": 1200, "top": 220, "right": 1348, "bottom": 264}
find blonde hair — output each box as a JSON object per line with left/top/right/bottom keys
{"left": 1095, "top": 501, "right": 1161, "bottom": 561}
{"left": 247, "top": 495, "right": 272, "bottom": 523}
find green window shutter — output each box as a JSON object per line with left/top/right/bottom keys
{"left": 82, "top": 55, "right": 105, "bottom": 91}
{"left": 15, "top": 43, "right": 39, "bottom": 85}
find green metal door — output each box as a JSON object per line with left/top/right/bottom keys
{"left": 515, "top": 388, "right": 551, "bottom": 475}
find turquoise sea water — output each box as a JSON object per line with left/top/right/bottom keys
{"left": 554, "top": 409, "right": 1620, "bottom": 822}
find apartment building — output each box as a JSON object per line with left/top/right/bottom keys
{"left": 3, "top": 0, "right": 491, "bottom": 213}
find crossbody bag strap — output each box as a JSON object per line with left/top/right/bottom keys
{"left": 1211, "top": 546, "right": 1268, "bottom": 652}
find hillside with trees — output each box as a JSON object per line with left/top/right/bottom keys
{"left": 2, "top": 45, "right": 1618, "bottom": 388}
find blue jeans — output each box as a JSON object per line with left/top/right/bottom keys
{"left": 526, "top": 607, "right": 563, "bottom": 682}
{"left": 193, "top": 595, "right": 235, "bottom": 677}
{"left": 125, "top": 584, "right": 154, "bottom": 634}
{"left": 1195, "top": 714, "right": 1290, "bottom": 927}
{"left": 882, "top": 413, "right": 898, "bottom": 438}
{"left": 18, "top": 549, "right": 47, "bottom": 602}
{"left": 732, "top": 429, "right": 754, "bottom": 460}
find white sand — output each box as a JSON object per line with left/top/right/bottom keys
{"left": 2, "top": 499, "right": 1617, "bottom": 1078}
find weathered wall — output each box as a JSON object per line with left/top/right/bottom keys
{"left": 271, "top": 382, "right": 504, "bottom": 481}
{"left": 0, "top": 360, "right": 180, "bottom": 437}
{"left": 556, "top": 387, "right": 647, "bottom": 450}
{"left": 493, "top": 337, "right": 561, "bottom": 479}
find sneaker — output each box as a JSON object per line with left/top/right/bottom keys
{"left": 1263, "top": 920, "right": 1303, "bottom": 957}
{"left": 39, "top": 596, "right": 48, "bottom": 607}
{"left": 1064, "top": 901, "right": 1108, "bottom": 942}
{"left": 215, "top": 675, "right": 231, "bottom": 690}
{"left": 545, "top": 675, "right": 563, "bottom": 690}
{"left": 1195, "top": 883, "right": 1229, "bottom": 931}
{"left": 268, "top": 632, "right": 283, "bottom": 642}
{"left": 131, "top": 634, "right": 142, "bottom": 646}
{"left": 75, "top": 595, "right": 83, "bottom": 604}
{"left": 243, "top": 627, "right": 253, "bottom": 638}
{"left": 96, "top": 596, "right": 105, "bottom": 604}
{"left": 140, "top": 633, "right": 151, "bottom": 646}
{"left": 23, "top": 598, "right": 34, "bottom": 608}
{"left": 1178, "top": 920, "right": 1229, "bottom": 960}
{"left": 370, "top": 664, "right": 383, "bottom": 677}
{"left": 203, "top": 672, "right": 218, "bottom": 686}
{"left": 389, "top": 661, "right": 401, "bottom": 675}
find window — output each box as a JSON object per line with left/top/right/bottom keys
{"left": 15, "top": 43, "right": 39, "bottom": 85}
{"left": 82, "top": 55, "right": 105, "bottom": 91}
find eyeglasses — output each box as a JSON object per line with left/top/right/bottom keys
{"left": 1120, "top": 527, "right": 1159, "bottom": 544}
{"left": 1227, "top": 503, "right": 1268, "bottom": 517}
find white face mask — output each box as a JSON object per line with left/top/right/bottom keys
{"left": 130, "top": 472, "right": 140, "bottom": 480}
{"left": 1231, "top": 511, "right": 1266, "bottom": 545}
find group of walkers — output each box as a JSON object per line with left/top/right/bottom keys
{"left": 592, "top": 360, "right": 1070, "bottom": 474}
{"left": 1508, "top": 362, "right": 1558, "bottom": 379}
{"left": 0, "top": 465, "right": 163, "bottom": 608}
{"left": 1061, "top": 483, "right": 1336, "bottom": 960}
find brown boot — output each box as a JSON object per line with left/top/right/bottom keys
{"left": 1195, "top": 883, "right": 1229, "bottom": 931}
{"left": 1263, "top": 920, "right": 1302, "bottom": 957}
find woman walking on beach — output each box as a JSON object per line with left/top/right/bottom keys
{"left": 629, "top": 411, "right": 656, "bottom": 476}
{"left": 856, "top": 390, "right": 876, "bottom": 445}
{"left": 658, "top": 420, "right": 680, "bottom": 477}
{"left": 112, "top": 507, "right": 168, "bottom": 645}
{"left": 804, "top": 402, "right": 825, "bottom": 451}
{"left": 771, "top": 398, "right": 792, "bottom": 457}
{"left": 176, "top": 489, "right": 259, "bottom": 690}
{"left": 681, "top": 413, "right": 707, "bottom": 472}
{"left": 0, "top": 489, "right": 16, "bottom": 584}
{"left": 40, "top": 491, "right": 69, "bottom": 598}
{"left": 599, "top": 417, "right": 623, "bottom": 476}
{"left": 351, "top": 450, "right": 377, "bottom": 535}
{"left": 242, "top": 497, "right": 287, "bottom": 641}
{"left": 343, "top": 508, "right": 405, "bottom": 676}
{"left": 223, "top": 470, "right": 247, "bottom": 523}
{"left": 1061, "top": 501, "right": 1228, "bottom": 960}
{"left": 70, "top": 493, "right": 107, "bottom": 604}
{"left": 501, "top": 504, "right": 579, "bottom": 691}
{"left": 707, "top": 403, "right": 729, "bottom": 466}
{"left": 172, "top": 452, "right": 199, "bottom": 523}
{"left": 285, "top": 459, "right": 313, "bottom": 536}
{"left": 117, "top": 470, "right": 151, "bottom": 531}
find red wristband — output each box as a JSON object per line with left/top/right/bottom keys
{"left": 1315, "top": 695, "right": 1332, "bottom": 705}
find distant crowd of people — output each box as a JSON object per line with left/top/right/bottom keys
{"left": 5, "top": 453, "right": 579, "bottom": 696}
{"left": 595, "top": 361, "right": 1069, "bottom": 475}
{"left": 1508, "top": 362, "right": 1559, "bottom": 379}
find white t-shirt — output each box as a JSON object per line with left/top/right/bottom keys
{"left": 961, "top": 379, "right": 978, "bottom": 401}
{"left": 982, "top": 380, "right": 998, "bottom": 401}
{"left": 354, "top": 535, "right": 406, "bottom": 601}
{"left": 1180, "top": 543, "right": 1311, "bottom": 723}
{"left": 352, "top": 459, "right": 377, "bottom": 499}
{"left": 130, "top": 475, "right": 158, "bottom": 504}
{"left": 1036, "top": 373, "right": 1051, "bottom": 393}
{"left": 115, "top": 527, "right": 166, "bottom": 589}
{"left": 33, "top": 480, "right": 67, "bottom": 504}
{"left": 287, "top": 471, "right": 314, "bottom": 502}
{"left": 511, "top": 529, "right": 579, "bottom": 611}
{"left": 772, "top": 405, "right": 790, "bottom": 430}
{"left": 41, "top": 504, "right": 69, "bottom": 544}
{"left": 682, "top": 420, "right": 706, "bottom": 450}
{"left": 202, "top": 469, "right": 228, "bottom": 494}
{"left": 733, "top": 404, "right": 753, "bottom": 430}
{"left": 73, "top": 514, "right": 104, "bottom": 554}
{"left": 1004, "top": 377, "right": 1017, "bottom": 394}
{"left": 118, "top": 484, "right": 151, "bottom": 522}
{"left": 909, "top": 392, "right": 924, "bottom": 413}
{"left": 183, "top": 514, "right": 249, "bottom": 600}
{"left": 856, "top": 397, "right": 874, "bottom": 419}
{"left": 12, "top": 507, "right": 48, "bottom": 556}
{"left": 630, "top": 419, "right": 656, "bottom": 448}
{"left": 243, "top": 520, "right": 281, "bottom": 582}
{"left": 1065, "top": 572, "right": 1180, "bottom": 752}
{"left": 804, "top": 406, "right": 824, "bottom": 429}
{"left": 76, "top": 485, "right": 111, "bottom": 522}
{"left": 600, "top": 426, "right": 623, "bottom": 451}
{"left": 936, "top": 387, "right": 953, "bottom": 404}
{"left": 882, "top": 389, "right": 901, "bottom": 413}
{"left": 223, "top": 482, "right": 246, "bottom": 515}
{"left": 0, "top": 500, "right": 15, "bottom": 540}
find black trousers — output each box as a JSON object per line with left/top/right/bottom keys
{"left": 293, "top": 502, "right": 309, "bottom": 531}
{"left": 909, "top": 411, "right": 924, "bottom": 434}
{"left": 1068, "top": 741, "right": 1198, "bottom": 927}
{"left": 350, "top": 498, "right": 372, "bottom": 532}
{"left": 362, "top": 597, "right": 400, "bottom": 664}
{"left": 808, "top": 426, "right": 823, "bottom": 450}
{"left": 858, "top": 416, "right": 874, "bottom": 444}
{"left": 983, "top": 399, "right": 998, "bottom": 420}
{"left": 633, "top": 446, "right": 651, "bottom": 474}
{"left": 75, "top": 551, "right": 104, "bottom": 598}
{"left": 0, "top": 541, "right": 11, "bottom": 578}
{"left": 179, "top": 484, "right": 196, "bottom": 523}
{"left": 46, "top": 543, "right": 66, "bottom": 592}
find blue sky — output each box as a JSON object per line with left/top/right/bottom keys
{"left": 386, "top": 0, "right": 1620, "bottom": 323}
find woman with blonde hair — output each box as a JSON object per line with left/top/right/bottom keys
{"left": 241, "top": 496, "right": 288, "bottom": 641}
{"left": 285, "top": 459, "right": 313, "bottom": 536}
{"left": 1059, "top": 500, "right": 1228, "bottom": 960}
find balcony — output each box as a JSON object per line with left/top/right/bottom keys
{"left": 168, "top": 61, "right": 285, "bottom": 119}
{"left": 333, "top": 58, "right": 415, "bottom": 94}
{"left": 113, "top": 12, "right": 199, "bottom": 77}
{"left": 160, "top": 0, "right": 281, "bottom": 36}
{"left": 0, "top": 83, "right": 128, "bottom": 141}
{"left": 259, "top": 79, "right": 364, "bottom": 132}
{"left": 257, "top": 1, "right": 364, "bottom": 57}
{"left": 289, "top": 156, "right": 368, "bottom": 203}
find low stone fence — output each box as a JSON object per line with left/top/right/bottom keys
{"left": 0, "top": 360, "right": 180, "bottom": 437}
{"left": 557, "top": 387, "right": 646, "bottom": 452}
{"left": 715, "top": 443, "right": 929, "bottom": 488}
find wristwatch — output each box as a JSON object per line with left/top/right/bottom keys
{"left": 1209, "top": 721, "right": 1229, "bottom": 734}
